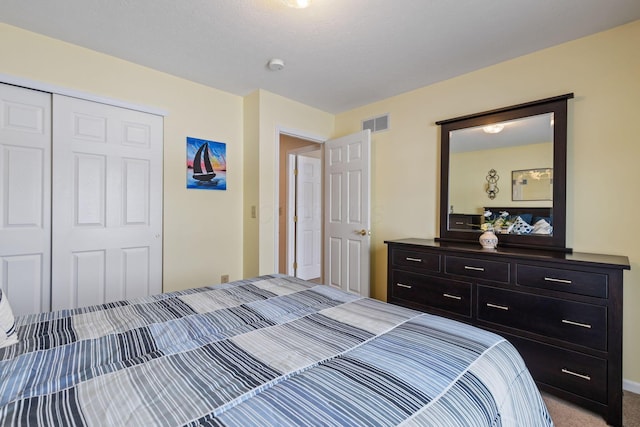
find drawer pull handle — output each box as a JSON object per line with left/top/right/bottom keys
{"left": 545, "top": 277, "right": 572, "bottom": 284}
{"left": 397, "top": 283, "right": 412, "bottom": 289}
{"left": 561, "top": 368, "right": 591, "bottom": 381}
{"left": 562, "top": 319, "right": 592, "bottom": 329}
{"left": 405, "top": 257, "right": 422, "bottom": 262}
{"left": 486, "top": 303, "right": 509, "bottom": 311}
{"left": 464, "top": 266, "right": 485, "bottom": 272}
{"left": 455, "top": 221, "right": 464, "bottom": 225}
{"left": 443, "top": 293, "right": 462, "bottom": 300}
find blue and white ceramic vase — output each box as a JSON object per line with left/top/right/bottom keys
{"left": 479, "top": 230, "right": 498, "bottom": 249}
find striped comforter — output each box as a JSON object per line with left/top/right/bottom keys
{"left": 0, "top": 275, "right": 552, "bottom": 426}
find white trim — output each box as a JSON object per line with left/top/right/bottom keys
{"left": 0, "top": 72, "right": 168, "bottom": 116}
{"left": 286, "top": 153, "right": 296, "bottom": 276}
{"left": 274, "top": 126, "right": 328, "bottom": 274}
{"left": 624, "top": 379, "right": 640, "bottom": 394}
{"left": 277, "top": 126, "right": 326, "bottom": 144}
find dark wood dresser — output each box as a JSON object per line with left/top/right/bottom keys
{"left": 385, "top": 238, "right": 630, "bottom": 426}
{"left": 448, "top": 213, "right": 481, "bottom": 230}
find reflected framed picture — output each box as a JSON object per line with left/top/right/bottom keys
{"left": 512, "top": 168, "right": 552, "bottom": 201}
{"left": 186, "top": 137, "right": 227, "bottom": 190}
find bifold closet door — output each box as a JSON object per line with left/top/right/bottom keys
{"left": 52, "top": 95, "right": 163, "bottom": 311}
{"left": 0, "top": 83, "right": 52, "bottom": 316}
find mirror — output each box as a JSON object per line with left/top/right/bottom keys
{"left": 436, "top": 94, "right": 573, "bottom": 251}
{"left": 512, "top": 168, "right": 553, "bottom": 201}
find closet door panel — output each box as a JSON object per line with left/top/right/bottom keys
{"left": 5, "top": 146, "right": 45, "bottom": 227}
{"left": 0, "top": 83, "right": 51, "bottom": 315}
{"left": 75, "top": 153, "right": 107, "bottom": 226}
{"left": 73, "top": 250, "right": 106, "bottom": 308}
{"left": 123, "top": 158, "right": 150, "bottom": 225}
{"left": 121, "top": 247, "right": 151, "bottom": 300}
{"left": 52, "top": 95, "right": 163, "bottom": 311}
{"left": 1, "top": 255, "right": 44, "bottom": 316}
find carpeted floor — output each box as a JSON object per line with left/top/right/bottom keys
{"left": 543, "top": 391, "right": 640, "bottom": 426}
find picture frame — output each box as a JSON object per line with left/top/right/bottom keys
{"left": 186, "top": 137, "right": 227, "bottom": 190}
{"left": 512, "top": 168, "right": 552, "bottom": 201}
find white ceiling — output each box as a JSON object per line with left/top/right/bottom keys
{"left": 2, "top": 0, "right": 639, "bottom": 113}
{"left": 451, "top": 114, "right": 554, "bottom": 153}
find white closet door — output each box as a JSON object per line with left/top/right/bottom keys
{"left": 52, "top": 95, "right": 163, "bottom": 310}
{"left": 0, "top": 83, "right": 52, "bottom": 316}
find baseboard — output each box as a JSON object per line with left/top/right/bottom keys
{"left": 624, "top": 379, "right": 640, "bottom": 394}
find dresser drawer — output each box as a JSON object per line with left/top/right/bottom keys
{"left": 445, "top": 256, "right": 510, "bottom": 283}
{"left": 390, "top": 270, "right": 471, "bottom": 317}
{"left": 508, "top": 334, "right": 607, "bottom": 404}
{"left": 477, "top": 286, "right": 607, "bottom": 350}
{"left": 516, "top": 264, "right": 608, "bottom": 298}
{"left": 391, "top": 249, "right": 441, "bottom": 273}
{"left": 449, "top": 213, "right": 481, "bottom": 230}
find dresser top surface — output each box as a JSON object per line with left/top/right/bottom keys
{"left": 385, "top": 238, "right": 630, "bottom": 270}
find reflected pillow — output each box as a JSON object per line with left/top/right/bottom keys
{"left": 517, "top": 213, "right": 533, "bottom": 224}
{"left": 532, "top": 215, "right": 553, "bottom": 226}
{"left": 511, "top": 216, "right": 533, "bottom": 234}
{"left": 532, "top": 219, "right": 553, "bottom": 235}
{"left": 0, "top": 289, "right": 19, "bottom": 348}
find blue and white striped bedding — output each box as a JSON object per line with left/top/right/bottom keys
{"left": 0, "top": 275, "right": 552, "bottom": 426}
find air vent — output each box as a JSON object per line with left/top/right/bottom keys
{"left": 362, "top": 114, "right": 389, "bottom": 133}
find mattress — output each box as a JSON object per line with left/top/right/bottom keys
{"left": 0, "top": 274, "right": 552, "bottom": 426}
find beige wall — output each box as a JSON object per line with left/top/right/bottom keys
{"left": 0, "top": 24, "right": 245, "bottom": 292}
{"left": 450, "top": 142, "right": 553, "bottom": 213}
{"left": 250, "top": 90, "right": 334, "bottom": 276}
{"left": 243, "top": 92, "right": 260, "bottom": 278}
{"left": 3, "top": 18, "right": 639, "bottom": 385}
{"left": 335, "top": 20, "right": 640, "bottom": 384}
{"left": 0, "top": 25, "right": 336, "bottom": 291}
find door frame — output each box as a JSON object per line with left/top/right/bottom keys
{"left": 286, "top": 146, "right": 323, "bottom": 278}
{"left": 274, "top": 127, "right": 326, "bottom": 277}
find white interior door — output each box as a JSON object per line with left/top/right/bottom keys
{"left": 295, "top": 154, "right": 321, "bottom": 280}
{"left": 51, "top": 95, "right": 163, "bottom": 310}
{"left": 324, "top": 130, "right": 371, "bottom": 297}
{"left": 0, "top": 83, "right": 51, "bottom": 316}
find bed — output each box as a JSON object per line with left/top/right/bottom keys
{"left": 484, "top": 207, "right": 553, "bottom": 235}
{"left": 1, "top": 275, "right": 552, "bottom": 426}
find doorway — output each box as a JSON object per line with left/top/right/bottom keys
{"left": 278, "top": 134, "right": 322, "bottom": 281}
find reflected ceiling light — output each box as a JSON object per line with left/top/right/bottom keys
{"left": 483, "top": 124, "right": 504, "bottom": 134}
{"left": 282, "top": 0, "right": 312, "bottom": 8}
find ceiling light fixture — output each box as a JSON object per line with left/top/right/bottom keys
{"left": 282, "top": 0, "right": 311, "bottom": 8}
{"left": 483, "top": 124, "right": 504, "bottom": 134}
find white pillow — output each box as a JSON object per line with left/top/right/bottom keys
{"left": 0, "top": 289, "right": 19, "bottom": 348}
{"left": 511, "top": 216, "right": 533, "bottom": 234}
{"left": 532, "top": 219, "right": 553, "bottom": 235}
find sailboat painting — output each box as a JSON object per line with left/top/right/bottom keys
{"left": 186, "top": 137, "right": 227, "bottom": 190}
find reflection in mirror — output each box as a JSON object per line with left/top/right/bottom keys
{"left": 512, "top": 168, "right": 553, "bottom": 201}
{"left": 449, "top": 113, "right": 554, "bottom": 225}
{"left": 436, "top": 94, "right": 573, "bottom": 251}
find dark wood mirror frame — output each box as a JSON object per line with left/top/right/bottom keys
{"left": 436, "top": 93, "right": 574, "bottom": 251}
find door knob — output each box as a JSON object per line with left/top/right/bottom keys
{"left": 356, "top": 229, "right": 370, "bottom": 236}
